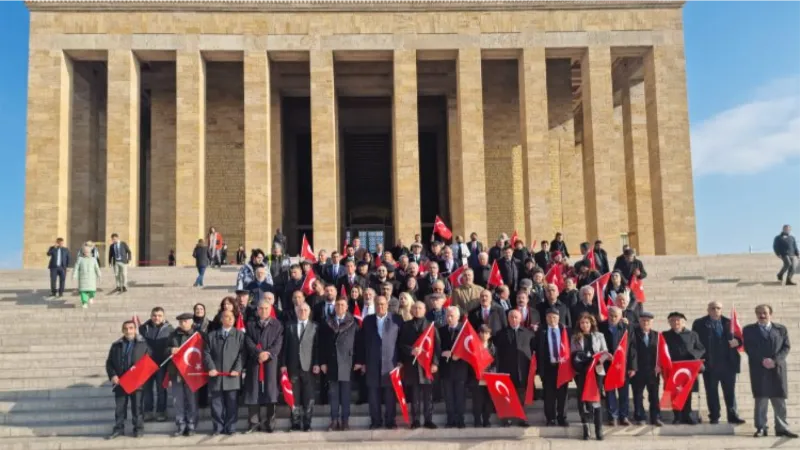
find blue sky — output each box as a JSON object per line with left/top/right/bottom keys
{"left": 0, "top": 2, "right": 798, "bottom": 267}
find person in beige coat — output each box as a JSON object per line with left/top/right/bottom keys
{"left": 451, "top": 269, "right": 483, "bottom": 314}
{"left": 73, "top": 245, "right": 101, "bottom": 308}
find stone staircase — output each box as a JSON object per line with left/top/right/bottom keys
{"left": 0, "top": 254, "right": 797, "bottom": 449}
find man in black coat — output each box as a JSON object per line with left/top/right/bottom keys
{"left": 550, "top": 233, "right": 569, "bottom": 259}
{"left": 691, "top": 301, "right": 745, "bottom": 425}
{"left": 537, "top": 284, "right": 571, "bottom": 328}
{"left": 417, "top": 262, "right": 451, "bottom": 297}
{"left": 743, "top": 304, "right": 796, "bottom": 438}
{"left": 105, "top": 320, "right": 151, "bottom": 440}
{"left": 138, "top": 307, "right": 174, "bottom": 422}
{"left": 628, "top": 311, "right": 662, "bottom": 426}
{"left": 466, "top": 233, "right": 484, "bottom": 268}
{"left": 494, "top": 309, "right": 535, "bottom": 427}
{"left": 47, "top": 237, "right": 70, "bottom": 297}
{"left": 398, "top": 301, "right": 440, "bottom": 429}
{"left": 280, "top": 302, "right": 318, "bottom": 431}
{"left": 281, "top": 264, "right": 305, "bottom": 313}
{"left": 599, "top": 306, "right": 632, "bottom": 425}
{"left": 533, "top": 241, "right": 551, "bottom": 271}
{"left": 592, "top": 240, "right": 610, "bottom": 274}
{"left": 571, "top": 285, "right": 599, "bottom": 324}
{"left": 514, "top": 290, "right": 540, "bottom": 331}
{"left": 356, "top": 296, "right": 403, "bottom": 429}
{"left": 243, "top": 301, "right": 284, "bottom": 433}
{"left": 336, "top": 259, "right": 367, "bottom": 293}
{"left": 319, "top": 297, "right": 359, "bottom": 431}
{"left": 497, "top": 246, "right": 521, "bottom": 293}
{"left": 535, "top": 308, "right": 569, "bottom": 426}
{"left": 313, "top": 284, "right": 338, "bottom": 325}
{"left": 663, "top": 311, "right": 705, "bottom": 425}
{"left": 468, "top": 289, "right": 507, "bottom": 335}
{"left": 166, "top": 314, "right": 199, "bottom": 437}
{"left": 773, "top": 224, "right": 799, "bottom": 285}
{"left": 472, "top": 252, "right": 492, "bottom": 287}
{"left": 438, "top": 306, "right": 470, "bottom": 428}
{"left": 612, "top": 248, "right": 647, "bottom": 282}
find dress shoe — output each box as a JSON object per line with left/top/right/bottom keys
{"left": 327, "top": 420, "right": 339, "bottom": 431}
{"left": 607, "top": 418, "right": 617, "bottom": 427}
{"left": 410, "top": 421, "right": 421, "bottom": 429}
{"left": 106, "top": 430, "right": 122, "bottom": 440}
{"left": 776, "top": 430, "right": 798, "bottom": 438}
{"left": 753, "top": 427, "right": 767, "bottom": 437}
{"left": 457, "top": 422, "right": 466, "bottom": 429}
{"left": 545, "top": 420, "right": 556, "bottom": 427}
{"left": 652, "top": 419, "right": 664, "bottom": 427}
{"left": 517, "top": 420, "right": 529, "bottom": 428}
{"left": 787, "top": 280, "right": 797, "bottom": 286}
{"left": 303, "top": 423, "right": 312, "bottom": 432}
{"left": 424, "top": 422, "right": 438, "bottom": 430}
{"left": 682, "top": 417, "right": 698, "bottom": 425}
{"left": 341, "top": 420, "right": 350, "bottom": 431}
{"left": 143, "top": 412, "right": 155, "bottom": 422}
{"left": 185, "top": 429, "right": 195, "bottom": 437}
{"left": 133, "top": 431, "right": 143, "bottom": 438}
{"left": 619, "top": 418, "right": 631, "bottom": 426}
{"left": 557, "top": 419, "right": 569, "bottom": 427}
{"left": 502, "top": 420, "right": 512, "bottom": 428}
{"left": 728, "top": 416, "right": 746, "bottom": 425}
{"left": 386, "top": 423, "right": 398, "bottom": 430}
{"left": 172, "top": 428, "right": 185, "bottom": 437}
{"left": 709, "top": 418, "right": 719, "bottom": 425}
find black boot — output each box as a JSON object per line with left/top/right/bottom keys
{"left": 582, "top": 423, "right": 590, "bottom": 440}
{"left": 594, "top": 408, "right": 604, "bottom": 440}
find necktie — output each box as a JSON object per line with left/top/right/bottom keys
{"left": 501, "top": 300, "right": 508, "bottom": 311}
{"left": 712, "top": 320, "right": 722, "bottom": 338}
{"left": 483, "top": 308, "right": 489, "bottom": 322}
{"left": 224, "top": 330, "right": 229, "bottom": 338}
{"left": 299, "top": 322, "right": 305, "bottom": 339}
{"left": 550, "top": 328, "right": 559, "bottom": 362}
{"left": 328, "top": 304, "right": 333, "bottom": 316}
{"left": 643, "top": 332, "right": 649, "bottom": 347}
{"left": 760, "top": 325, "right": 769, "bottom": 338}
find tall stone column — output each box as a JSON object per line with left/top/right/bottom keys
{"left": 622, "top": 80, "right": 655, "bottom": 255}
{"left": 243, "top": 51, "right": 272, "bottom": 250}
{"left": 392, "top": 50, "right": 421, "bottom": 244}
{"left": 455, "top": 48, "right": 487, "bottom": 241}
{"left": 23, "top": 50, "right": 72, "bottom": 268}
{"left": 105, "top": 51, "right": 141, "bottom": 265}
{"left": 644, "top": 44, "right": 697, "bottom": 255}
{"left": 518, "top": 47, "right": 551, "bottom": 245}
{"left": 581, "top": 46, "right": 618, "bottom": 247}
{"left": 310, "top": 51, "right": 340, "bottom": 252}
{"left": 175, "top": 51, "right": 206, "bottom": 266}
{"left": 270, "top": 91, "right": 283, "bottom": 235}
{"left": 446, "top": 95, "right": 463, "bottom": 235}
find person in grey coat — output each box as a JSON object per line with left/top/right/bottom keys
{"left": 319, "top": 297, "right": 359, "bottom": 431}
{"left": 204, "top": 310, "right": 244, "bottom": 435}
{"left": 243, "top": 300, "right": 284, "bottom": 433}
{"left": 356, "top": 295, "right": 403, "bottom": 429}
{"left": 773, "top": 224, "right": 799, "bottom": 285}
{"left": 280, "top": 302, "right": 319, "bottom": 431}
{"left": 743, "top": 304, "right": 796, "bottom": 438}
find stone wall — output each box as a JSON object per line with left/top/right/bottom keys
{"left": 205, "top": 62, "right": 245, "bottom": 252}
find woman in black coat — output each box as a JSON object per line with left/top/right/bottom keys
{"left": 571, "top": 313, "right": 609, "bottom": 441}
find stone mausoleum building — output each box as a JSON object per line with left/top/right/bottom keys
{"left": 23, "top": 0, "right": 697, "bottom": 267}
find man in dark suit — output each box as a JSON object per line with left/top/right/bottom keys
{"left": 612, "top": 248, "right": 647, "bottom": 282}
{"left": 105, "top": 320, "right": 151, "bottom": 440}
{"left": 319, "top": 297, "right": 359, "bottom": 431}
{"left": 468, "top": 289, "right": 507, "bottom": 335}
{"left": 336, "top": 259, "right": 367, "bottom": 293}
{"left": 535, "top": 308, "right": 569, "bottom": 426}
{"left": 593, "top": 240, "right": 610, "bottom": 274}
{"left": 356, "top": 296, "right": 403, "bottom": 429}
{"left": 466, "top": 232, "right": 484, "bottom": 268}
{"left": 438, "top": 306, "right": 470, "bottom": 428}
{"left": 663, "top": 311, "right": 705, "bottom": 425}
{"left": 628, "top": 311, "right": 662, "bottom": 426}
{"left": 312, "top": 250, "right": 329, "bottom": 279}
{"left": 494, "top": 309, "right": 535, "bottom": 427}
{"left": 323, "top": 252, "right": 343, "bottom": 284}
{"left": 281, "top": 265, "right": 305, "bottom": 313}
{"left": 472, "top": 252, "right": 492, "bottom": 287}
{"left": 108, "top": 233, "right": 132, "bottom": 293}
{"left": 534, "top": 240, "right": 551, "bottom": 270}
{"left": 537, "top": 284, "right": 571, "bottom": 328}
{"left": 691, "top": 301, "right": 745, "bottom": 425}
{"left": 313, "top": 284, "right": 338, "bottom": 325}
{"left": 743, "top": 304, "right": 796, "bottom": 438}
{"left": 417, "top": 262, "right": 451, "bottom": 297}
{"left": 599, "top": 306, "right": 632, "bottom": 426}
{"left": 280, "top": 302, "right": 318, "bottom": 431}
{"left": 47, "top": 237, "right": 70, "bottom": 297}
{"left": 497, "top": 246, "right": 521, "bottom": 293}
{"left": 514, "top": 290, "right": 540, "bottom": 331}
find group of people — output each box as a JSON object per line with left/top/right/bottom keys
{"left": 104, "top": 230, "right": 795, "bottom": 441}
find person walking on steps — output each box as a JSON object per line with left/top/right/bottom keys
{"left": 108, "top": 233, "right": 132, "bottom": 293}
{"left": 47, "top": 237, "right": 70, "bottom": 297}
{"left": 773, "top": 224, "right": 798, "bottom": 286}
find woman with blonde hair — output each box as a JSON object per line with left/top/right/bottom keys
{"left": 73, "top": 245, "right": 101, "bottom": 308}
{"left": 397, "top": 292, "right": 414, "bottom": 322}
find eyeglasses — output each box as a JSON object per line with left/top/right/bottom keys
{"left": 710, "top": 307, "right": 721, "bottom": 310}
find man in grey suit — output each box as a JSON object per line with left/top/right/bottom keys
{"left": 356, "top": 296, "right": 403, "bottom": 429}
{"left": 280, "top": 303, "right": 319, "bottom": 431}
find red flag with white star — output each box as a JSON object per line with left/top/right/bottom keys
{"left": 484, "top": 372, "right": 526, "bottom": 420}
{"left": 604, "top": 330, "right": 628, "bottom": 390}
{"left": 300, "top": 234, "right": 317, "bottom": 262}
{"left": 390, "top": 367, "right": 410, "bottom": 425}
{"left": 172, "top": 332, "right": 208, "bottom": 392}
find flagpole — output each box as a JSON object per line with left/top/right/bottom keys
{"left": 412, "top": 323, "right": 434, "bottom": 366}
{"left": 159, "top": 331, "right": 199, "bottom": 368}
{"left": 447, "top": 320, "right": 468, "bottom": 362}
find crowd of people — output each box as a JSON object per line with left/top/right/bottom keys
{"left": 98, "top": 229, "right": 796, "bottom": 441}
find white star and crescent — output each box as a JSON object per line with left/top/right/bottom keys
{"left": 494, "top": 380, "right": 511, "bottom": 403}
{"left": 672, "top": 368, "right": 691, "bottom": 392}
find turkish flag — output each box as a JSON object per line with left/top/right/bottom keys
{"left": 353, "top": 301, "right": 363, "bottom": 327}
{"left": 418, "top": 260, "right": 430, "bottom": 277}
{"left": 556, "top": 326, "right": 575, "bottom": 388}
{"left": 235, "top": 314, "right": 246, "bottom": 333}
{"left": 390, "top": 367, "right": 410, "bottom": 425}
{"left": 374, "top": 253, "right": 382, "bottom": 267}
{"left": 443, "top": 297, "right": 452, "bottom": 308}
{"left": 451, "top": 320, "right": 493, "bottom": 379}
{"left": 545, "top": 264, "right": 565, "bottom": 292}
{"left": 448, "top": 265, "right": 466, "bottom": 289}
{"left": 510, "top": 230, "right": 519, "bottom": 247}
{"left": 629, "top": 275, "right": 645, "bottom": 303}
{"left": 281, "top": 372, "right": 295, "bottom": 409}
{"left": 589, "top": 272, "right": 611, "bottom": 300}
{"left": 731, "top": 305, "right": 744, "bottom": 353}
{"left": 342, "top": 238, "right": 349, "bottom": 255}
{"left": 604, "top": 330, "right": 628, "bottom": 391}
{"left": 412, "top": 323, "right": 436, "bottom": 380}
{"left": 118, "top": 354, "right": 159, "bottom": 394}
{"left": 598, "top": 293, "right": 614, "bottom": 321}
{"left": 660, "top": 360, "right": 703, "bottom": 410}
{"left": 256, "top": 344, "right": 265, "bottom": 383}
{"left": 433, "top": 215, "right": 453, "bottom": 240}
{"left": 657, "top": 332, "right": 673, "bottom": 378}
{"left": 484, "top": 373, "right": 527, "bottom": 420}
{"left": 172, "top": 332, "right": 209, "bottom": 392}
{"left": 301, "top": 271, "right": 317, "bottom": 296}
{"left": 582, "top": 353, "right": 606, "bottom": 402}
{"left": 300, "top": 234, "right": 317, "bottom": 262}
{"left": 487, "top": 260, "right": 504, "bottom": 288}
{"left": 162, "top": 372, "right": 171, "bottom": 389}
{"left": 585, "top": 247, "right": 597, "bottom": 271}
{"left": 525, "top": 354, "right": 537, "bottom": 405}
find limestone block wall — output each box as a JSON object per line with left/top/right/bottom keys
{"left": 205, "top": 62, "right": 245, "bottom": 252}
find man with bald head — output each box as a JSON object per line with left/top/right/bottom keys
{"left": 468, "top": 289, "right": 507, "bottom": 335}
{"left": 691, "top": 301, "right": 744, "bottom": 425}
{"left": 494, "top": 309, "right": 535, "bottom": 427}
{"left": 398, "top": 301, "right": 440, "bottom": 429}
{"left": 280, "top": 302, "right": 318, "bottom": 431}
